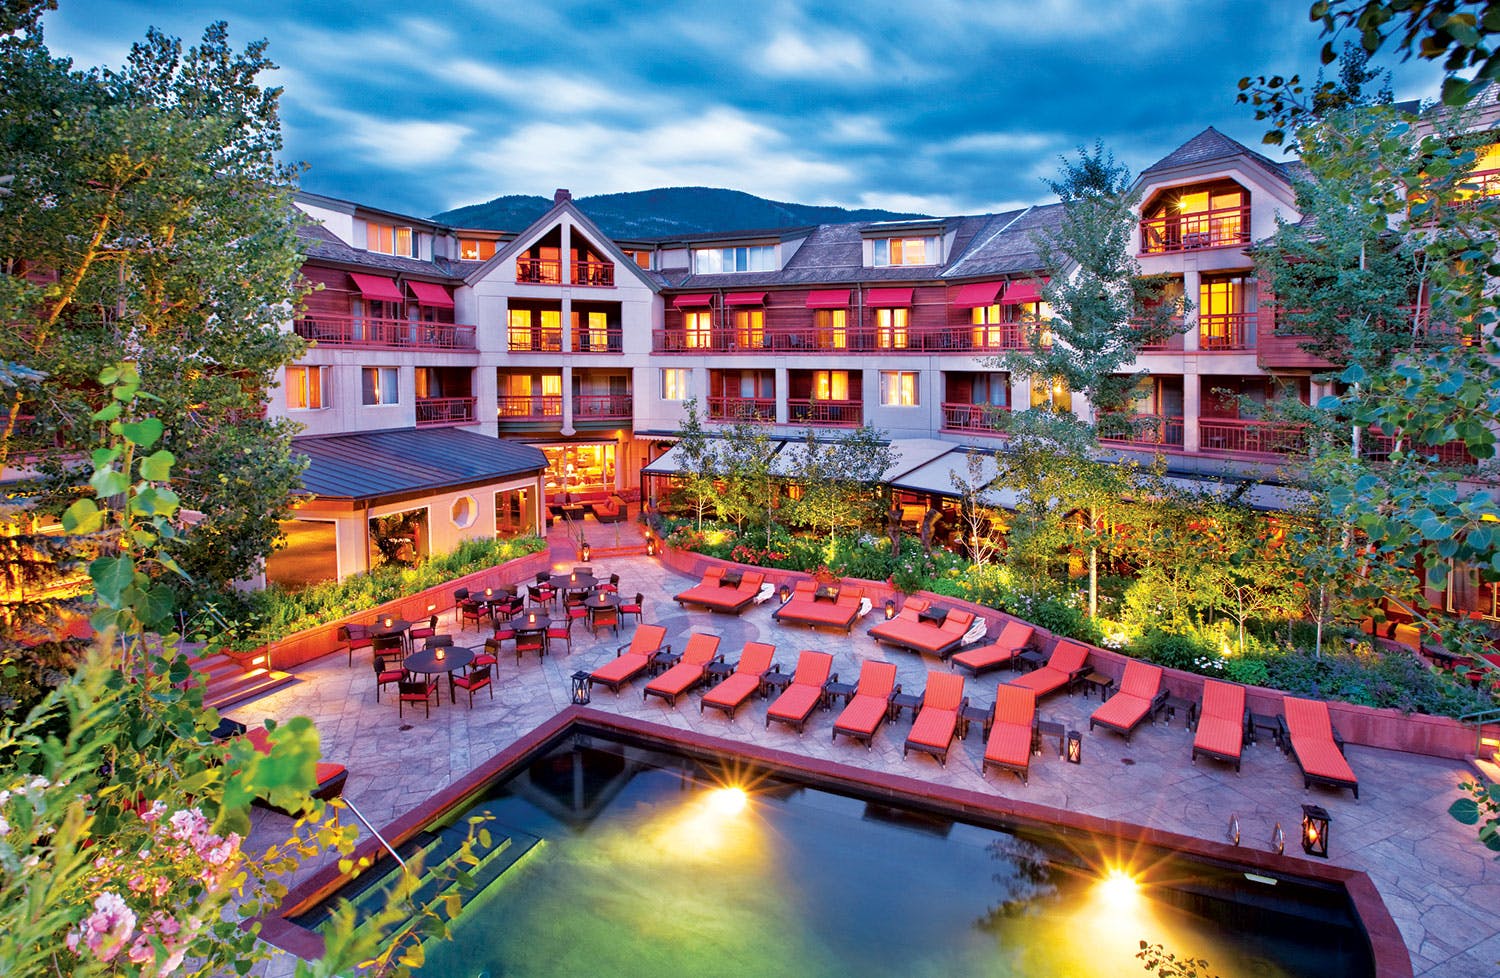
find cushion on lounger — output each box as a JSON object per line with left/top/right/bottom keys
{"left": 834, "top": 695, "right": 888, "bottom": 735}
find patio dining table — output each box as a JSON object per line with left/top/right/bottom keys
{"left": 549, "top": 572, "right": 598, "bottom": 594}
{"left": 403, "top": 645, "right": 475, "bottom": 704}
{"left": 369, "top": 617, "right": 412, "bottom": 650}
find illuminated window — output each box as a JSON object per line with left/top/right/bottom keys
{"left": 573, "top": 309, "right": 610, "bottom": 350}
{"left": 876, "top": 307, "right": 909, "bottom": 349}
{"left": 366, "top": 222, "right": 416, "bottom": 257}
{"left": 872, "top": 235, "right": 940, "bottom": 266}
{"left": 1030, "top": 376, "right": 1070, "bottom": 412}
{"left": 508, "top": 309, "right": 533, "bottom": 349}
{"left": 815, "top": 308, "right": 846, "bottom": 349}
{"left": 622, "top": 249, "right": 652, "bottom": 269}
{"left": 285, "top": 366, "right": 329, "bottom": 410}
{"left": 879, "top": 371, "right": 918, "bottom": 406}
{"left": 459, "top": 238, "right": 496, "bottom": 261}
{"left": 361, "top": 367, "right": 399, "bottom": 406}
{"left": 684, "top": 310, "right": 712, "bottom": 349}
{"left": 734, "top": 308, "right": 764, "bottom": 349}
{"left": 692, "top": 245, "right": 775, "bottom": 274}
{"left": 661, "top": 368, "right": 689, "bottom": 400}
{"left": 813, "top": 370, "right": 849, "bottom": 401}
{"left": 541, "top": 374, "right": 561, "bottom": 397}
{"left": 971, "top": 304, "right": 1005, "bottom": 346}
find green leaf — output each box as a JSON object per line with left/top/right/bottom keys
{"left": 90, "top": 554, "right": 135, "bottom": 602}
{"left": 120, "top": 417, "right": 163, "bottom": 448}
{"left": 89, "top": 466, "right": 129, "bottom": 498}
{"left": 138, "top": 449, "right": 174, "bottom": 482}
{"left": 92, "top": 401, "right": 122, "bottom": 422}
{"left": 91, "top": 447, "right": 121, "bottom": 468}
{"left": 61, "top": 498, "right": 104, "bottom": 534}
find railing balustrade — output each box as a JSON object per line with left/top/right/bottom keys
{"left": 415, "top": 396, "right": 477, "bottom": 427}
{"left": 294, "top": 315, "right": 477, "bottom": 351}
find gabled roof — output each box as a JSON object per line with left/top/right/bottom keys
{"left": 296, "top": 223, "right": 465, "bottom": 280}
{"left": 1140, "top": 126, "right": 1298, "bottom": 188}
{"left": 464, "top": 197, "right": 660, "bottom": 291}
{"left": 296, "top": 428, "right": 546, "bottom": 505}
{"left": 941, "top": 206, "right": 1062, "bottom": 280}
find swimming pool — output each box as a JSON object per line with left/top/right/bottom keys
{"left": 271, "top": 711, "right": 1394, "bottom": 978}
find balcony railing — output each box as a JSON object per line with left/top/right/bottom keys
{"left": 1199, "top": 417, "right": 1306, "bottom": 456}
{"left": 1364, "top": 430, "right": 1476, "bottom": 467}
{"left": 415, "top": 396, "right": 477, "bottom": 428}
{"left": 787, "top": 398, "right": 862, "bottom": 426}
{"left": 1454, "top": 168, "right": 1500, "bottom": 209}
{"left": 1135, "top": 317, "right": 1188, "bottom": 352}
{"left": 573, "top": 393, "right": 632, "bottom": 422}
{"left": 940, "top": 402, "right": 1010, "bottom": 435}
{"left": 507, "top": 328, "right": 563, "bottom": 353}
{"left": 1199, "top": 312, "right": 1254, "bottom": 351}
{"left": 707, "top": 396, "right": 775, "bottom": 422}
{"left": 516, "top": 258, "right": 562, "bottom": 284}
{"left": 571, "top": 260, "right": 615, "bottom": 287}
{"left": 294, "top": 314, "right": 476, "bottom": 351}
{"left": 571, "top": 328, "right": 623, "bottom": 353}
{"left": 1098, "top": 413, "right": 1185, "bottom": 448}
{"left": 652, "top": 324, "right": 1047, "bottom": 355}
{"left": 1140, "top": 205, "right": 1251, "bottom": 254}
{"left": 496, "top": 395, "right": 562, "bottom": 422}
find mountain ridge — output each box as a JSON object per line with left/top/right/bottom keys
{"left": 432, "top": 186, "right": 931, "bottom": 239}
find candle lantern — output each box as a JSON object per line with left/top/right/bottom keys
{"left": 570, "top": 670, "right": 592, "bottom": 706}
{"left": 1300, "top": 805, "right": 1330, "bottom": 858}
{"left": 528, "top": 612, "right": 537, "bottom": 625}
{"left": 884, "top": 598, "right": 897, "bottom": 620}
{"left": 383, "top": 617, "right": 393, "bottom": 629}
{"left": 435, "top": 647, "right": 446, "bottom": 661}
{"left": 485, "top": 587, "right": 494, "bottom": 598}
{"left": 778, "top": 583, "right": 791, "bottom": 604}
{"left": 646, "top": 535, "right": 659, "bottom": 556}
{"left": 1066, "top": 730, "right": 1083, "bottom": 764}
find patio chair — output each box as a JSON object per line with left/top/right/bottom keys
{"left": 459, "top": 595, "right": 486, "bottom": 630}
{"left": 514, "top": 628, "right": 546, "bottom": 664}
{"left": 951, "top": 620, "right": 1034, "bottom": 677}
{"left": 528, "top": 582, "right": 556, "bottom": 610}
{"left": 1088, "top": 660, "right": 1166, "bottom": 742}
{"left": 589, "top": 623, "right": 669, "bottom": 694}
{"left": 372, "top": 650, "right": 405, "bottom": 702}
{"left": 1282, "top": 696, "right": 1359, "bottom": 798}
{"left": 450, "top": 665, "right": 493, "bottom": 707}
{"left": 240, "top": 725, "right": 347, "bottom": 813}
{"left": 473, "top": 638, "right": 501, "bottom": 670}
{"left": 396, "top": 676, "right": 439, "bottom": 719}
{"left": 1008, "top": 640, "right": 1091, "bottom": 700}
{"left": 644, "top": 633, "right": 723, "bottom": 706}
{"left": 1192, "top": 679, "right": 1248, "bottom": 772}
{"left": 620, "top": 592, "right": 644, "bottom": 624}
{"left": 599, "top": 573, "right": 621, "bottom": 593}
{"left": 700, "top": 642, "right": 776, "bottom": 718}
{"left": 982, "top": 684, "right": 1037, "bottom": 783}
{"left": 589, "top": 602, "right": 620, "bottom": 637}
{"left": 371, "top": 633, "right": 404, "bottom": 661}
{"left": 547, "top": 616, "right": 575, "bottom": 656}
{"left": 408, "top": 614, "right": 438, "bottom": 645}
{"left": 573, "top": 565, "right": 593, "bottom": 576}
{"left": 765, "top": 651, "right": 836, "bottom": 734}
{"left": 903, "top": 672, "right": 968, "bottom": 767}
{"left": 339, "top": 623, "right": 373, "bottom": 668}
{"left": 423, "top": 633, "right": 454, "bottom": 649}
{"left": 564, "top": 590, "right": 589, "bottom": 623}
{"left": 492, "top": 593, "right": 525, "bottom": 622}
{"left": 831, "top": 660, "right": 899, "bottom": 749}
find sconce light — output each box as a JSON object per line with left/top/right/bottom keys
{"left": 1300, "top": 805, "right": 1330, "bottom": 858}
{"left": 884, "top": 598, "right": 897, "bottom": 620}
{"left": 571, "top": 670, "right": 592, "bottom": 706}
{"left": 1066, "top": 730, "right": 1082, "bottom": 764}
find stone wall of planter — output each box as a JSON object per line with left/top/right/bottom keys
{"left": 260, "top": 550, "right": 552, "bottom": 670}
{"left": 661, "top": 546, "right": 1490, "bottom": 761}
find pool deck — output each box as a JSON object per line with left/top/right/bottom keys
{"left": 244, "top": 552, "right": 1500, "bottom": 978}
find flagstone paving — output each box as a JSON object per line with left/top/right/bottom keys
{"left": 245, "top": 554, "right": 1500, "bottom": 977}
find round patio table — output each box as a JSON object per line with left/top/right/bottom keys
{"left": 403, "top": 645, "right": 475, "bottom": 704}
{"left": 369, "top": 617, "right": 412, "bottom": 651}
{"left": 549, "top": 572, "right": 597, "bottom": 593}
{"left": 583, "top": 592, "right": 620, "bottom": 610}
{"left": 514, "top": 611, "right": 551, "bottom": 635}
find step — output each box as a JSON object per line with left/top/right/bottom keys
{"left": 203, "top": 668, "right": 298, "bottom": 711}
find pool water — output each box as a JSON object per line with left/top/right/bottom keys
{"left": 308, "top": 736, "right": 1372, "bottom": 978}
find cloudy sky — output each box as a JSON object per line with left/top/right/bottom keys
{"left": 46, "top": 1, "right": 1444, "bottom": 220}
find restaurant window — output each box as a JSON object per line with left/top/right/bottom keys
{"left": 366, "top": 221, "right": 416, "bottom": 258}
{"left": 495, "top": 487, "right": 536, "bottom": 538}
{"left": 285, "top": 365, "right": 329, "bottom": 410}
{"left": 734, "top": 307, "right": 764, "bottom": 349}
{"left": 879, "top": 371, "right": 918, "bottom": 406}
{"left": 692, "top": 244, "right": 775, "bottom": 274}
{"left": 459, "top": 238, "right": 496, "bottom": 261}
{"left": 661, "top": 368, "right": 689, "bottom": 400}
{"left": 368, "top": 507, "right": 429, "bottom": 569}
{"left": 361, "top": 367, "right": 399, "bottom": 406}
{"left": 540, "top": 443, "right": 616, "bottom": 495}
{"left": 815, "top": 308, "right": 846, "bottom": 349}
{"left": 872, "top": 235, "right": 939, "bottom": 267}
{"left": 876, "top": 307, "right": 909, "bottom": 349}
{"left": 684, "top": 310, "right": 712, "bottom": 349}
{"left": 814, "top": 370, "right": 849, "bottom": 401}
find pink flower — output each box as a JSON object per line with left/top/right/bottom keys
{"left": 140, "top": 800, "right": 167, "bottom": 824}
{"left": 75, "top": 891, "right": 137, "bottom": 963}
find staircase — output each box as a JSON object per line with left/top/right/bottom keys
{"left": 190, "top": 649, "right": 298, "bottom": 711}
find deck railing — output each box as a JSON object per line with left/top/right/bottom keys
{"left": 507, "top": 328, "right": 563, "bottom": 353}
{"left": 1098, "top": 413, "right": 1185, "bottom": 448}
{"left": 516, "top": 258, "right": 562, "bottom": 284}
{"left": 787, "top": 398, "right": 862, "bottom": 426}
{"left": 1363, "top": 430, "right": 1476, "bottom": 467}
{"left": 1199, "top": 312, "right": 1254, "bottom": 351}
{"left": 1198, "top": 417, "right": 1306, "bottom": 456}
{"left": 1140, "top": 205, "right": 1251, "bottom": 254}
{"left": 940, "top": 402, "right": 1010, "bottom": 435}
{"left": 496, "top": 395, "right": 562, "bottom": 421}
{"left": 571, "top": 328, "right": 623, "bottom": 353}
{"left": 707, "top": 396, "right": 775, "bottom": 422}
{"left": 415, "top": 396, "right": 477, "bottom": 427}
{"left": 573, "top": 393, "right": 632, "bottom": 421}
{"left": 652, "top": 324, "right": 1047, "bottom": 354}
{"left": 294, "top": 314, "right": 476, "bottom": 351}
{"left": 571, "top": 260, "right": 615, "bottom": 287}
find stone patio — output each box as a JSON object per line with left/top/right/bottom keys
{"left": 243, "top": 553, "right": 1500, "bottom": 977}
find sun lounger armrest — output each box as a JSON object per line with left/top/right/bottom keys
{"left": 1332, "top": 724, "right": 1346, "bottom": 754}
{"left": 1066, "top": 664, "right": 1092, "bottom": 688}
{"left": 1150, "top": 688, "right": 1170, "bottom": 719}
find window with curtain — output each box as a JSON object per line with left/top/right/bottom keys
{"left": 876, "top": 307, "right": 909, "bottom": 349}
{"left": 684, "top": 310, "right": 712, "bottom": 349}
{"left": 879, "top": 371, "right": 918, "bottom": 406}
{"left": 815, "top": 308, "right": 846, "bottom": 349}
{"left": 361, "top": 367, "right": 399, "bottom": 406}
{"left": 285, "top": 366, "right": 329, "bottom": 410}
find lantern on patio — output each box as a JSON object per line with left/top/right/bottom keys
{"left": 778, "top": 583, "right": 791, "bottom": 604}
{"left": 579, "top": 543, "right": 592, "bottom": 562}
{"left": 884, "top": 598, "right": 897, "bottom": 620}
{"left": 383, "top": 617, "right": 394, "bottom": 629}
{"left": 571, "top": 670, "right": 592, "bottom": 706}
{"left": 1066, "top": 730, "right": 1082, "bottom": 764}
{"left": 646, "top": 533, "right": 659, "bottom": 556}
{"left": 1272, "top": 822, "right": 1285, "bottom": 855}
{"left": 1300, "top": 805, "right": 1330, "bottom": 858}
{"left": 527, "top": 611, "right": 537, "bottom": 626}
{"left": 435, "top": 647, "right": 446, "bottom": 662}
{"left": 485, "top": 587, "right": 494, "bottom": 598}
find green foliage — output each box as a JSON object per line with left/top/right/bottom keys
{"left": 1138, "top": 941, "right": 1222, "bottom": 978}
{"left": 672, "top": 398, "right": 720, "bottom": 531}
{"left": 1448, "top": 779, "right": 1500, "bottom": 857}
{"left": 1134, "top": 629, "right": 1219, "bottom": 673}
{"left": 782, "top": 423, "right": 895, "bottom": 544}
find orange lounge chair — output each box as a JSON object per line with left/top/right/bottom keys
{"left": 700, "top": 642, "right": 777, "bottom": 719}
{"left": 243, "top": 725, "right": 348, "bottom": 813}
{"left": 869, "top": 600, "right": 976, "bottom": 658}
{"left": 903, "top": 672, "right": 968, "bottom": 767}
{"left": 1088, "top": 660, "right": 1166, "bottom": 742}
{"left": 765, "top": 650, "right": 835, "bottom": 733}
{"left": 1282, "top": 696, "right": 1359, "bottom": 799}
{"left": 589, "top": 623, "right": 669, "bottom": 694}
{"left": 1009, "top": 640, "right": 1091, "bottom": 700}
{"left": 772, "top": 581, "right": 865, "bottom": 633}
{"left": 674, "top": 566, "right": 767, "bottom": 615}
{"left": 644, "top": 633, "right": 723, "bottom": 706}
{"left": 982, "top": 684, "right": 1036, "bottom": 784}
{"left": 831, "top": 660, "right": 900, "bottom": 748}
{"left": 1192, "top": 679, "right": 1248, "bottom": 772}
{"left": 951, "top": 620, "right": 1035, "bottom": 676}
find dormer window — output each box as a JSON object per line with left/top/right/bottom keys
{"left": 459, "top": 238, "right": 496, "bottom": 261}
{"left": 692, "top": 244, "right": 775, "bottom": 274}
{"left": 872, "top": 235, "right": 940, "bottom": 267}
{"left": 367, "top": 222, "right": 416, "bottom": 258}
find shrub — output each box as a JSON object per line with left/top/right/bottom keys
{"left": 1134, "top": 629, "right": 1214, "bottom": 672}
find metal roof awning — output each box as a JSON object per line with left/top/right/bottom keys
{"left": 672, "top": 294, "right": 713, "bottom": 309}
{"left": 642, "top": 439, "right": 790, "bottom": 476}
{"left": 724, "top": 292, "right": 767, "bottom": 306}
{"left": 407, "top": 281, "right": 455, "bottom": 308}
{"left": 1003, "top": 279, "right": 1046, "bottom": 304}
{"left": 296, "top": 428, "right": 547, "bottom": 506}
{"left": 805, "top": 289, "right": 850, "bottom": 309}
{"left": 951, "top": 282, "right": 1003, "bottom": 308}
{"left": 348, "top": 272, "right": 405, "bottom": 303}
{"left": 866, "top": 287, "right": 914, "bottom": 307}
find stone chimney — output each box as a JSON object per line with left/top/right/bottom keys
{"left": 554, "top": 188, "right": 572, "bottom": 205}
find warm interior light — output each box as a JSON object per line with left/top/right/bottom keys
{"left": 707, "top": 786, "right": 749, "bottom": 816}
{"left": 1099, "top": 868, "right": 1139, "bottom": 904}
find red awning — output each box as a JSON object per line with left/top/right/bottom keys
{"left": 865, "top": 287, "right": 913, "bottom": 307}
{"left": 672, "top": 294, "right": 713, "bottom": 309}
{"left": 348, "top": 272, "right": 404, "bottom": 303}
{"left": 724, "top": 292, "right": 766, "bottom": 306}
{"left": 407, "top": 281, "right": 454, "bottom": 309}
{"left": 1002, "top": 278, "right": 1047, "bottom": 304}
{"left": 805, "top": 289, "right": 850, "bottom": 308}
{"left": 951, "top": 282, "right": 1003, "bottom": 308}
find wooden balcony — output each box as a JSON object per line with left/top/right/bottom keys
{"left": 1098, "top": 413, "right": 1185, "bottom": 448}
{"left": 1140, "top": 205, "right": 1250, "bottom": 254}
{"left": 1199, "top": 417, "right": 1305, "bottom": 456}
{"left": 294, "top": 314, "right": 476, "bottom": 352}
{"left": 652, "top": 324, "right": 1045, "bottom": 355}
{"left": 1364, "top": 430, "right": 1476, "bottom": 468}
{"left": 571, "top": 328, "right": 623, "bottom": 353}
{"left": 1199, "top": 312, "right": 1254, "bottom": 351}
{"left": 787, "top": 398, "right": 862, "bottom": 426}
{"left": 707, "top": 396, "right": 775, "bottom": 422}
{"left": 573, "top": 393, "right": 632, "bottom": 423}
{"left": 415, "top": 396, "right": 477, "bottom": 428}
{"left": 516, "top": 258, "right": 562, "bottom": 284}
{"left": 497, "top": 395, "right": 562, "bottom": 422}
{"left": 941, "top": 402, "right": 1010, "bottom": 436}
{"left": 507, "top": 328, "right": 563, "bottom": 353}
{"left": 571, "top": 260, "right": 614, "bottom": 287}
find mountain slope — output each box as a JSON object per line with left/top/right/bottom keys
{"left": 432, "top": 187, "right": 930, "bottom": 238}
